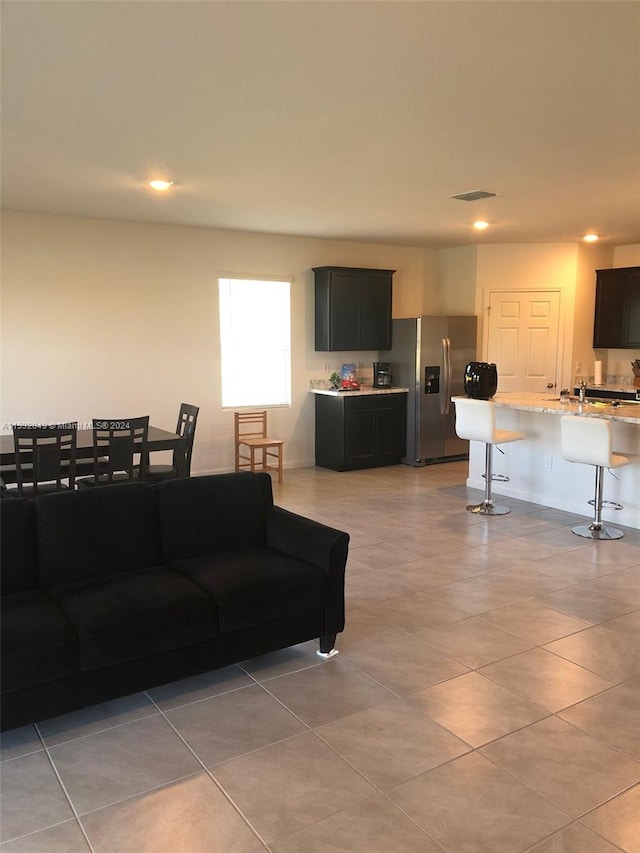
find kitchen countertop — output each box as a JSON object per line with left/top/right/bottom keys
{"left": 310, "top": 387, "right": 409, "bottom": 397}
{"left": 453, "top": 393, "right": 640, "bottom": 424}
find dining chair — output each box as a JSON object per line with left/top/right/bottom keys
{"left": 76, "top": 417, "right": 150, "bottom": 488}
{"left": 141, "top": 403, "right": 199, "bottom": 482}
{"left": 234, "top": 411, "right": 283, "bottom": 483}
{"left": 12, "top": 423, "right": 78, "bottom": 498}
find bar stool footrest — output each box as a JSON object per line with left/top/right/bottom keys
{"left": 587, "top": 498, "right": 623, "bottom": 510}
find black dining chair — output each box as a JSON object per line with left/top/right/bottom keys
{"left": 76, "top": 416, "right": 150, "bottom": 488}
{"left": 12, "top": 423, "right": 78, "bottom": 497}
{"left": 141, "top": 403, "right": 199, "bottom": 482}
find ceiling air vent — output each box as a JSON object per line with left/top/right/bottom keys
{"left": 449, "top": 190, "right": 499, "bottom": 202}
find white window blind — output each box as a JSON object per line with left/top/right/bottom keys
{"left": 218, "top": 277, "right": 291, "bottom": 408}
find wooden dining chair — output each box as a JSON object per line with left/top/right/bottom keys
{"left": 76, "top": 416, "right": 149, "bottom": 488}
{"left": 142, "top": 403, "right": 199, "bottom": 482}
{"left": 234, "top": 411, "right": 283, "bottom": 483}
{"left": 12, "top": 423, "right": 78, "bottom": 497}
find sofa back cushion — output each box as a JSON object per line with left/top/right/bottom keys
{"left": 36, "top": 483, "right": 162, "bottom": 587}
{"left": 1, "top": 498, "right": 39, "bottom": 594}
{"left": 158, "top": 472, "right": 273, "bottom": 563}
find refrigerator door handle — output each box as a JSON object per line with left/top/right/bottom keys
{"left": 442, "top": 337, "right": 451, "bottom": 415}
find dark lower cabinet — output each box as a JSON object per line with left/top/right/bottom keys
{"left": 315, "top": 392, "right": 407, "bottom": 471}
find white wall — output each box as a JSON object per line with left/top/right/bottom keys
{"left": 436, "top": 246, "right": 477, "bottom": 316}
{"left": 1, "top": 211, "right": 434, "bottom": 473}
{"left": 613, "top": 244, "right": 640, "bottom": 268}
{"left": 473, "top": 243, "right": 579, "bottom": 387}
{"left": 4, "top": 212, "right": 636, "bottom": 477}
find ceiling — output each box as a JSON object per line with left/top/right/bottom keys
{"left": 2, "top": 1, "right": 639, "bottom": 248}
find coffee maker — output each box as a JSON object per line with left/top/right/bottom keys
{"left": 373, "top": 361, "right": 392, "bottom": 388}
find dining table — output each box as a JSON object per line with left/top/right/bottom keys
{"left": 0, "top": 425, "right": 188, "bottom": 478}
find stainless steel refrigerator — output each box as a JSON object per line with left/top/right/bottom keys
{"left": 381, "top": 315, "right": 477, "bottom": 465}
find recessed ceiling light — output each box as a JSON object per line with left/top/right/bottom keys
{"left": 473, "top": 220, "right": 490, "bottom": 230}
{"left": 149, "top": 180, "right": 174, "bottom": 191}
{"left": 583, "top": 233, "right": 599, "bottom": 242}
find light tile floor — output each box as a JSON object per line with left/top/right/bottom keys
{"left": 1, "top": 462, "right": 639, "bottom": 852}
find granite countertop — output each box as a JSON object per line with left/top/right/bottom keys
{"left": 310, "top": 387, "right": 409, "bottom": 397}
{"left": 452, "top": 393, "right": 640, "bottom": 425}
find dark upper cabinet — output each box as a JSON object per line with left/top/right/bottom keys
{"left": 593, "top": 266, "right": 640, "bottom": 349}
{"left": 314, "top": 266, "right": 394, "bottom": 351}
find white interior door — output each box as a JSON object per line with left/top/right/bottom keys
{"left": 486, "top": 291, "right": 561, "bottom": 393}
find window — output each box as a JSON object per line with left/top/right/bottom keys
{"left": 218, "top": 277, "right": 291, "bottom": 408}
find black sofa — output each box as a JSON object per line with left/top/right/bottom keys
{"left": 1, "top": 473, "right": 349, "bottom": 731}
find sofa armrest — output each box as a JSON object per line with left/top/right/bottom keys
{"left": 266, "top": 506, "right": 349, "bottom": 637}
{"left": 266, "top": 506, "right": 349, "bottom": 574}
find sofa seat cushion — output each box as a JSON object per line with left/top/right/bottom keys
{"left": 173, "top": 548, "right": 329, "bottom": 633}
{"left": 1, "top": 591, "right": 78, "bottom": 692}
{"left": 48, "top": 567, "right": 218, "bottom": 672}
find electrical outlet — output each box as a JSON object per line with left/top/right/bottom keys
{"left": 575, "top": 361, "right": 581, "bottom": 373}
{"left": 323, "top": 363, "right": 331, "bottom": 373}
{"left": 544, "top": 455, "right": 553, "bottom": 470}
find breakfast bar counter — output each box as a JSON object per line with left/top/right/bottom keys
{"left": 455, "top": 393, "right": 640, "bottom": 530}
{"left": 487, "top": 392, "right": 640, "bottom": 425}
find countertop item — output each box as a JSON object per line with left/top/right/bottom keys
{"left": 451, "top": 393, "right": 640, "bottom": 425}
{"left": 310, "top": 387, "right": 409, "bottom": 397}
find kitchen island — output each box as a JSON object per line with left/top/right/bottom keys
{"left": 311, "top": 387, "right": 409, "bottom": 471}
{"left": 456, "top": 393, "right": 640, "bottom": 530}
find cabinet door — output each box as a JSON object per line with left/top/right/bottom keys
{"left": 360, "top": 273, "right": 393, "bottom": 350}
{"left": 314, "top": 267, "right": 394, "bottom": 351}
{"left": 593, "top": 268, "right": 640, "bottom": 348}
{"left": 329, "top": 271, "right": 362, "bottom": 350}
{"left": 376, "top": 403, "right": 406, "bottom": 456}
{"left": 344, "top": 395, "right": 406, "bottom": 464}
{"left": 345, "top": 409, "right": 377, "bottom": 461}
{"left": 623, "top": 268, "right": 640, "bottom": 347}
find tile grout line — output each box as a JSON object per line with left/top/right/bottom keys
{"left": 142, "top": 691, "right": 271, "bottom": 850}
{"left": 30, "top": 721, "right": 97, "bottom": 853}
{"left": 255, "top": 669, "right": 450, "bottom": 852}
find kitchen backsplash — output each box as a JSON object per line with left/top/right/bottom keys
{"left": 574, "top": 373, "right": 637, "bottom": 388}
